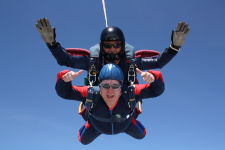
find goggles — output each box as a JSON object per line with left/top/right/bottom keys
{"left": 102, "top": 43, "right": 122, "bottom": 49}
{"left": 99, "top": 83, "right": 121, "bottom": 89}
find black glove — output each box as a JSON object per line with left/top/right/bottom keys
{"left": 171, "top": 22, "right": 190, "bottom": 50}
{"left": 36, "top": 18, "right": 56, "bottom": 46}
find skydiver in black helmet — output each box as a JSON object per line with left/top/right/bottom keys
{"left": 36, "top": 18, "right": 190, "bottom": 85}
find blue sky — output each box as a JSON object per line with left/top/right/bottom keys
{"left": 1, "top": 0, "right": 225, "bottom": 149}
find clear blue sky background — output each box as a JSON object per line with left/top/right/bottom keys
{"left": 1, "top": 0, "right": 225, "bottom": 150}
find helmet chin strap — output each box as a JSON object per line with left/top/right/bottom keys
{"left": 104, "top": 52, "right": 121, "bottom": 62}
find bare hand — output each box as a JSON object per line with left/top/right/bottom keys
{"left": 136, "top": 68, "right": 155, "bottom": 84}
{"left": 62, "top": 70, "right": 84, "bottom": 82}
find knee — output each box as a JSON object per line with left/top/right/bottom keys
{"left": 80, "top": 139, "right": 91, "bottom": 145}
{"left": 136, "top": 128, "right": 146, "bottom": 139}
{"left": 78, "top": 132, "right": 93, "bottom": 145}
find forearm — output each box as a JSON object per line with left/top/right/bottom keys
{"left": 147, "top": 70, "right": 165, "bottom": 97}
{"left": 48, "top": 42, "right": 89, "bottom": 70}
{"left": 135, "top": 70, "right": 165, "bottom": 98}
{"left": 56, "top": 70, "right": 86, "bottom": 101}
{"left": 136, "top": 47, "right": 178, "bottom": 70}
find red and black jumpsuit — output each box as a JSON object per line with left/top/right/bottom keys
{"left": 56, "top": 70, "right": 165, "bottom": 145}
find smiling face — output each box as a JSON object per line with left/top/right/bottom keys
{"left": 99, "top": 79, "right": 122, "bottom": 109}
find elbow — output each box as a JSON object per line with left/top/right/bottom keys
{"left": 156, "top": 62, "right": 166, "bottom": 69}
{"left": 55, "top": 86, "right": 72, "bottom": 100}
{"left": 154, "top": 85, "right": 165, "bottom": 97}
{"left": 57, "top": 60, "right": 68, "bottom": 66}
{"left": 150, "top": 81, "right": 165, "bottom": 97}
{"left": 56, "top": 90, "right": 67, "bottom": 99}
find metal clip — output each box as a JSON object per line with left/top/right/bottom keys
{"left": 128, "top": 63, "right": 136, "bottom": 85}
{"left": 88, "top": 64, "right": 97, "bottom": 86}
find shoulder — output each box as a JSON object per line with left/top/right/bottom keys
{"left": 125, "top": 43, "right": 135, "bottom": 58}
{"left": 90, "top": 44, "right": 100, "bottom": 57}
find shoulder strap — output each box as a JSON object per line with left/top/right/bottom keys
{"left": 128, "top": 58, "right": 137, "bottom": 84}
{"left": 122, "top": 85, "right": 137, "bottom": 111}
{"left": 85, "top": 86, "right": 100, "bottom": 112}
{"left": 128, "top": 85, "right": 137, "bottom": 110}
{"left": 88, "top": 58, "right": 99, "bottom": 86}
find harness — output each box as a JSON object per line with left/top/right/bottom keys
{"left": 65, "top": 47, "right": 160, "bottom": 123}
{"left": 127, "top": 58, "right": 138, "bottom": 111}
{"left": 79, "top": 44, "right": 139, "bottom": 123}
{"left": 85, "top": 86, "right": 100, "bottom": 112}
{"left": 86, "top": 43, "right": 136, "bottom": 86}
{"left": 80, "top": 85, "right": 139, "bottom": 123}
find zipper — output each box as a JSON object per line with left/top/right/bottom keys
{"left": 110, "top": 110, "right": 114, "bottom": 134}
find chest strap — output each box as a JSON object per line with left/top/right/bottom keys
{"left": 89, "top": 113, "right": 133, "bottom": 123}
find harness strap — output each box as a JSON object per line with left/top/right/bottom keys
{"left": 84, "top": 86, "right": 139, "bottom": 123}
{"left": 128, "top": 85, "right": 137, "bottom": 111}
{"left": 85, "top": 86, "right": 100, "bottom": 112}
{"left": 88, "top": 58, "right": 99, "bottom": 86}
{"left": 89, "top": 111, "right": 135, "bottom": 123}
{"left": 128, "top": 58, "right": 136, "bottom": 84}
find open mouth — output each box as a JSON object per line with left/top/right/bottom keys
{"left": 107, "top": 95, "right": 115, "bottom": 99}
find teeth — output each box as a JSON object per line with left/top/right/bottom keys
{"left": 107, "top": 95, "right": 114, "bottom": 98}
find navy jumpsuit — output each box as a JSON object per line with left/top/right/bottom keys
{"left": 55, "top": 70, "right": 165, "bottom": 145}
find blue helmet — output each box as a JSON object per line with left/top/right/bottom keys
{"left": 98, "top": 63, "right": 124, "bottom": 84}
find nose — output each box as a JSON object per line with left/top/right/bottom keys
{"left": 107, "top": 47, "right": 117, "bottom": 53}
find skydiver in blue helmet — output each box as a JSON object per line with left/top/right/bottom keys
{"left": 55, "top": 63, "right": 165, "bottom": 145}
{"left": 36, "top": 18, "right": 190, "bottom": 85}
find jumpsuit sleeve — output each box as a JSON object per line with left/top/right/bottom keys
{"left": 134, "top": 70, "right": 165, "bottom": 99}
{"left": 47, "top": 42, "right": 89, "bottom": 70}
{"left": 135, "top": 47, "right": 178, "bottom": 70}
{"left": 55, "top": 70, "right": 88, "bottom": 101}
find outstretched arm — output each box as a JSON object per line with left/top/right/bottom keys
{"left": 136, "top": 22, "right": 190, "bottom": 70}
{"left": 56, "top": 70, "right": 88, "bottom": 101}
{"left": 36, "top": 18, "right": 89, "bottom": 70}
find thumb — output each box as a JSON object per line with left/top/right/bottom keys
{"left": 35, "top": 24, "right": 42, "bottom": 32}
{"left": 53, "top": 27, "right": 56, "bottom": 39}
{"left": 136, "top": 68, "right": 142, "bottom": 75}
{"left": 73, "top": 70, "right": 84, "bottom": 78}
{"left": 171, "top": 30, "right": 174, "bottom": 42}
{"left": 77, "top": 70, "right": 84, "bottom": 75}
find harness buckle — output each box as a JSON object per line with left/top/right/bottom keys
{"left": 128, "top": 59, "right": 136, "bottom": 85}
{"left": 88, "top": 58, "right": 98, "bottom": 86}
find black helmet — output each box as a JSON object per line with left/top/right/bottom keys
{"left": 100, "top": 26, "right": 125, "bottom": 42}
{"left": 100, "top": 26, "right": 126, "bottom": 62}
